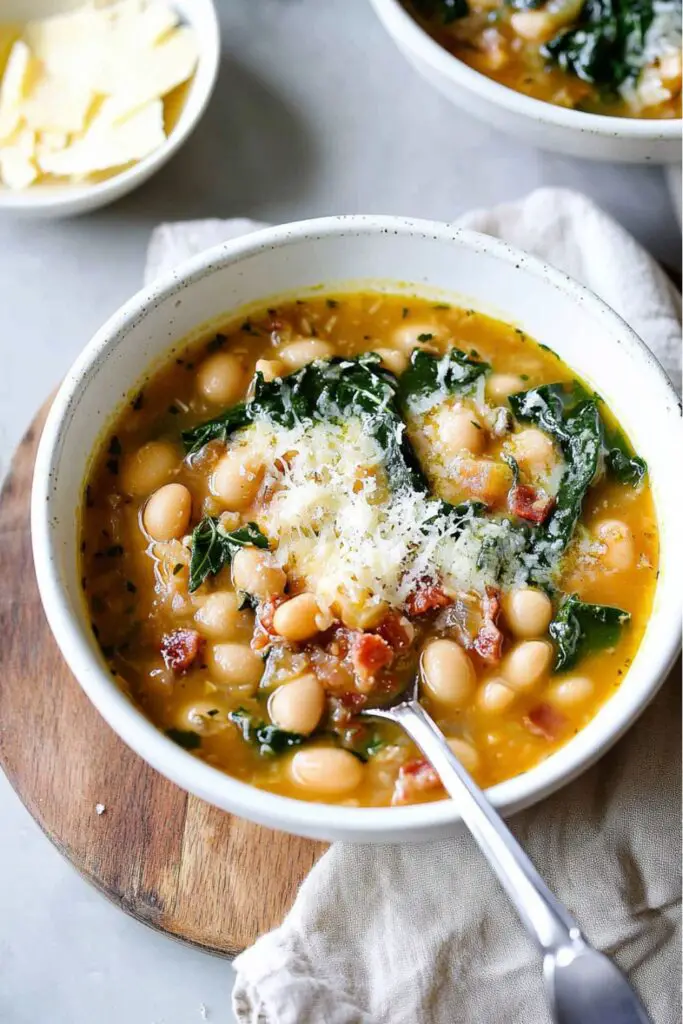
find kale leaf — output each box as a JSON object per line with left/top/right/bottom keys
{"left": 166, "top": 728, "right": 202, "bottom": 750}
{"left": 549, "top": 594, "right": 631, "bottom": 670}
{"left": 542, "top": 0, "right": 658, "bottom": 89}
{"left": 189, "top": 519, "right": 269, "bottom": 592}
{"left": 603, "top": 422, "right": 647, "bottom": 486}
{"left": 182, "top": 402, "right": 251, "bottom": 455}
{"left": 509, "top": 383, "right": 604, "bottom": 553}
{"left": 398, "top": 347, "right": 490, "bottom": 410}
{"left": 228, "top": 708, "right": 305, "bottom": 756}
{"left": 412, "top": 0, "right": 469, "bottom": 22}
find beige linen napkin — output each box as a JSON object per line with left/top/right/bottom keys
{"left": 146, "top": 189, "right": 682, "bottom": 1024}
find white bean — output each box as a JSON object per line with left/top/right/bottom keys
{"left": 289, "top": 747, "right": 363, "bottom": 796}
{"left": 272, "top": 593, "right": 324, "bottom": 642}
{"left": 175, "top": 699, "right": 227, "bottom": 735}
{"left": 513, "top": 428, "right": 555, "bottom": 474}
{"left": 446, "top": 738, "right": 481, "bottom": 774}
{"left": 421, "top": 639, "right": 475, "bottom": 707}
{"left": 477, "top": 679, "right": 516, "bottom": 714}
{"left": 196, "top": 352, "right": 245, "bottom": 406}
{"left": 143, "top": 483, "right": 192, "bottom": 541}
{"left": 268, "top": 674, "right": 325, "bottom": 735}
{"left": 209, "top": 642, "right": 264, "bottom": 691}
{"left": 504, "top": 588, "right": 553, "bottom": 638}
{"left": 392, "top": 322, "right": 441, "bottom": 354}
{"left": 502, "top": 640, "right": 553, "bottom": 693}
{"left": 373, "top": 347, "right": 408, "bottom": 375}
{"left": 121, "top": 440, "right": 178, "bottom": 497}
{"left": 486, "top": 373, "right": 526, "bottom": 404}
{"left": 548, "top": 676, "right": 594, "bottom": 709}
{"left": 231, "top": 547, "right": 287, "bottom": 600}
{"left": 437, "top": 407, "right": 486, "bottom": 455}
{"left": 255, "top": 358, "right": 286, "bottom": 382}
{"left": 210, "top": 450, "right": 263, "bottom": 510}
{"left": 279, "top": 339, "right": 334, "bottom": 369}
{"left": 194, "top": 592, "right": 253, "bottom": 641}
{"left": 596, "top": 520, "right": 635, "bottom": 571}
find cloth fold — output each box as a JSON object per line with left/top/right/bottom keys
{"left": 145, "top": 189, "right": 681, "bottom": 1024}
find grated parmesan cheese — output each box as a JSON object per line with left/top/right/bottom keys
{"left": 231, "top": 416, "right": 552, "bottom": 613}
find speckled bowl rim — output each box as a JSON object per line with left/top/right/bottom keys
{"left": 32, "top": 215, "right": 682, "bottom": 840}
{"left": 369, "top": 0, "right": 682, "bottom": 141}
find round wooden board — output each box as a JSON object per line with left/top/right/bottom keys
{"left": 0, "top": 404, "right": 327, "bottom": 957}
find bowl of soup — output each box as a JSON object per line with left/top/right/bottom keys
{"left": 368, "top": 0, "right": 682, "bottom": 162}
{"left": 31, "top": 216, "right": 681, "bottom": 842}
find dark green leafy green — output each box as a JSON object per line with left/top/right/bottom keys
{"left": 541, "top": 0, "right": 660, "bottom": 89}
{"left": 189, "top": 519, "right": 268, "bottom": 593}
{"left": 398, "top": 347, "right": 490, "bottom": 409}
{"left": 509, "top": 383, "right": 604, "bottom": 553}
{"left": 549, "top": 594, "right": 631, "bottom": 670}
{"left": 182, "top": 402, "right": 251, "bottom": 455}
{"left": 413, "top": 0, "right": 469, "bottom": 22}
{"left": 228, "top": 708, "right": 305, "bottom": 756}
{"left": 603, "top": 422, "right": 647, "bottom": 486}
{"left": 166, "top": 728, "right": 202, "bottom": 750}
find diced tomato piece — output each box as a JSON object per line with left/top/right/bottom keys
{"left": 160, "top": 629, "right": 203, "bottom": 674}
{"left": 473, "top": 585, "right": 503, "bottom": 664}
{"left": 405, "top": 581, "right": 453, "bottom": 618}
{"left": 375, "top": 611, "right": 414, "bottom": 651}
{"left": 523, "top": 703, "right": 568, "bottom": 741}
{"left": 351, "top": 632, "right": 394, "bottom": 683}
{"left": 392, "top": 758, "right": 442, "bottom": 805}
{"left": 508, "top": 484, "right": 555, "bottom": 525}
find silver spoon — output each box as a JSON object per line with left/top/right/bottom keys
{"left": 361, "top": 681, "right": 651, "bottom": 1024}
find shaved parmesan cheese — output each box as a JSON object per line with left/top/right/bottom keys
{"left": 102, "top": 25, "right": 198, "bottom": 120}
{"left": 0, "top": 125, "right": 37, "bottom": 189}
{"left": 23, "top": 74, "right": 94, "bottom": 134}
{"left": 0, "top": 41, "right": 32, "bottom": 142}
{"left": 38, "top": 98, "right": 164, "bottom": 176}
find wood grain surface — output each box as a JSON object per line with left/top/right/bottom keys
{"left": 0, "top": 405, "right": 326, "bottom": 957}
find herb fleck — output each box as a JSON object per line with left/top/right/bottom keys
{"left": 108, "top": 436, "right": 122, "bottom": 456}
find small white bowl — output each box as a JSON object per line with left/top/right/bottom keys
{"left": 369, "top": 0, "right": 682, "bottom": 164}
{"left": 31, "top": 216, "right": 681, "bottom": 843}
{"left": 0, "top": 0, "right": 220, "bottom": 217}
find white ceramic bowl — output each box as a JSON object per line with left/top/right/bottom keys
{"left": 32, "top": 216, "right": 681, "bottom": 843}
{"left": 0, "top": 0, "right": 220, "bottom": 217}
{"left": 369, "top": 0, "right": 682, "bottom": 163}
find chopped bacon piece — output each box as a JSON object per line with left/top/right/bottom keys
{"left": 251, "top": 595, "right": 285, "bottom": 652}
{"left": 508, "top": 484, "right": 555, "bottom": 525}
{"left": 473, "top": 586, "right": 503, "bottom": 664}
{"left": 405, "top": 581, "right": 453, "bottom": 618}
{"left": 160, "top": 629, "right": 203, "bottom": 674}
{"left": 330, "top": 691, "right": 369, "bottom": 724}
{"left": 392, "top": 757, "right": 442, "bottom": 805}
{"left": 375, "top": 611, "right": 414, "bottom": 651}
{"left": 351, "top": 632, "right": 394, "bottom": 684}
{"left": 523, "top": 703, "right": 568, "bottom": 741}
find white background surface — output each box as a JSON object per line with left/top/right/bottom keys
{"left": 0, "top": 2, "right": 680, "bottom": 1021}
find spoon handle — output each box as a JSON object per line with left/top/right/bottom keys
{"left": 391, "top": 699, "right": 580, "bottom": 954}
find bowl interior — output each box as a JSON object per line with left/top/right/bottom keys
{"left": 33, "top": 218, "right": 682, "bottom": 841}
{"left": 0, "top": 0, "right": 219, "bottom": 211}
